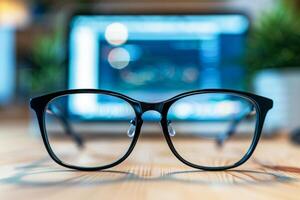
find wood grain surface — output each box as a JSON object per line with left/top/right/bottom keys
{"left": 0, "top": 122, "right": 300, "bottom": 200}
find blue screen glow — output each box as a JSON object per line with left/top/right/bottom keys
{"left": 68, "top": 15, "right": 249, "bottom": 120}
{"left": 0, "top": 27, "right": 15, "bottom": 105}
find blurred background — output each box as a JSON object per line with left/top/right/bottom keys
{"left": 0, "top": 0, "right": 300, "bottom": 136}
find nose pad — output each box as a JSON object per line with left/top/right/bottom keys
{"left": 167, "top": 120, "right": 176, "bottom": 137}
{"left": 127, "top": 119, "right": 136, "bottom": 138}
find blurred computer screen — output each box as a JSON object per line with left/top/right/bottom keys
{"left": 68, "top": 14, "right": 249, "bottom": 120}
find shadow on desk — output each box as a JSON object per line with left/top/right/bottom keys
{"left": 0, "top": 157, "right": 297, "bottom": 188}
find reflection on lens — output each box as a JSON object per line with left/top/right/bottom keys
{"left": 45, "top": 93, "right": 136, "bottom": 168}
{"left": 167, "top": 93, "right": 257, "bottom": 168}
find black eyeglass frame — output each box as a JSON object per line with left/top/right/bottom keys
{"left": 30, "top": 89, "right": 273, "bottom": 171}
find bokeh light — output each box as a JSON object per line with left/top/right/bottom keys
{"left": 108, "top": 47, "right": 130, "bottom": 69}
{"left": 105, "top": 22, "right": 128, "bottom": 46}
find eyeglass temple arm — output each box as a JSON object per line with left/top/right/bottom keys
{"left": 47, "top": 105, "right": 84, "bottom": 148}
{"left": 216, "top": 106, "right": 255, "bottom": 146}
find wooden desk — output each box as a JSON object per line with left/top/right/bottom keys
{"left": 0, "top": 123, "right": 300, "bottom": 200}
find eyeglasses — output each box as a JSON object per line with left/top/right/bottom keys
{"left": 30, "top": 89, "right": 273, "bottom": 171}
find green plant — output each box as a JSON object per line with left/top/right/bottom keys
{"left": 246, "top": 1, "right": 300, "bottom": 75}
{"left": 30, "top": 28, "right": 66, "bottom": 94}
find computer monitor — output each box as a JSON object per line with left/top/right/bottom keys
{"left": 0, "top": 27, "right": 15, "bottom": 106}
{"left": 68, "top": 14, "right": 249, "bottom": 121}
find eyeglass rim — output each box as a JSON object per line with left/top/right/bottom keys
{"left": 30, "top": 89, "right": 273, "bottom": 171}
